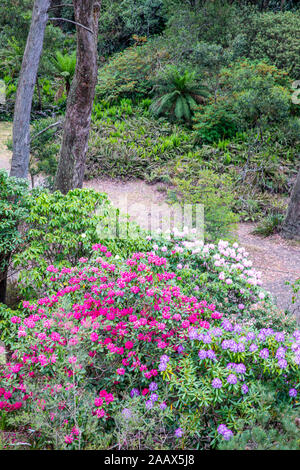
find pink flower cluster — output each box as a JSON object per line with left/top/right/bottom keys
{"left": 0, "top": 245, "right": 223, "bottom": 423}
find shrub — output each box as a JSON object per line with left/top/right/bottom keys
{"left": 98, "top": 0, "right": 166, "bottom": 55}
{"left": 12, "top": 188, "right": 113, "bottom": 299}
{"left": 245, "top": 11, "right": 300, "bottom": 78}
{"left": 12, "top": 187, "right": 152, "bottom": 300}
{"left": 150, "top": 233, "right": 297, "bottom": 330}
{"left": 219, "top": 384, "right": 300, "bottom": 450}
{"left": 29, "top": 117, "right": 63, "bottom": 186}
{"left": 252, "top": 213, "right": 285, "bottom": 237}
{"left": 0, "top": 244, "right": 298, "bottom": 449}
{"left": 95, "top": 39, "right": 170, "bottom": 103}
{"left": 193, "top": 100, "right": 240, "bottom": 143}
{"left": 171, "top": 168, "right": 238, "bottom": 240}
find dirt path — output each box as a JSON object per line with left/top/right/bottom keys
{"left": 237, "top": 223, "right": 299, "bottom": 318}
{"left": 0, "top": 121, "right": 12, "bottom": 171}
{"left": 1, "top": 122, "right": 299, "bottom": 318}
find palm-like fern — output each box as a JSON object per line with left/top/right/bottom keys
{"left": 52, "top": 51, "right": 76, "bottom": 95}
{"left": 150, "top": 67, "right": 209, "bottom": 122}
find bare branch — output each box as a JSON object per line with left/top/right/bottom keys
{"left": 48, "top": 4, "right": 73, "bottom": 9}
{"left": 48, "top": 17, "right": 94, "bottom": 34}
{"left": 31, "top": 120, "right": 63, "bottom": 140}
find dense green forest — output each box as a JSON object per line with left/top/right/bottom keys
{"left": 0, "top": 0, "right": 299, "bottom": 452}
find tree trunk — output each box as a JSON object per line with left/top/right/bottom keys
{"left": 10, "top": 0, "right": 51, "bottom": 179}
{"left": 54, "top": 0, "right": 101, "bottom": 194}
{"left": 0, "top": 254, "right": 10, "bottom": 304}
{"left": 281, "top": 166, "right": 300, "bottom": 240}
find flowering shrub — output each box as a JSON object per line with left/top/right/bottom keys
{"left": 151, "top": 230, "right": 297, "bottom": 332}
{"left": 0, "top": 244, "right": 299, "bottom": 449}
{"left": 11, "top": 187, "right": 150, "bottom": 300}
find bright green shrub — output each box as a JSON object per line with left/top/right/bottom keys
{"left": 0, "top": 170, "right": 29, "bottom": 303}
{"left": 172, "top": 167, "right": 238, "bottom": 240}
{"left": 12, "top": 187, "right": 151, "bottom": 300}
{"left": 193, "top": 100, "right": 240, "bottom": 143}
{"left": 12, "top": 188, "right": 112, "bottom": 298}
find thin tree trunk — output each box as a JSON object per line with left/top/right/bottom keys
{"left": 0, "top": 254, "right": 10, "bottom": 304}
{"left": 10, "top": 0, "right": 51, "bottom": 179}
{"left": 281, "top": 166, "right": 300, "bottom": 240}
{"left": 54, "top": 0, "right": 101, "bottom": 194}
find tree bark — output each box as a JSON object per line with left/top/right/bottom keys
{"left": 281, "top": 165, "right": 300, "bottom": 240}
{"left": 0, "top": 254, "right": 10, "bottom": 305}
{"left": 54, "top": 0, "right": 101, "bottom": 194}
{"left": 10, "top": 0, "right": 51, "bottom": 179}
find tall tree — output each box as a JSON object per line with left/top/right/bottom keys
{"left": 10, "top": 0, "right": 51, "bottom": 179}
{"left": 54, "top": 0, "right": 101, "bottom": 194}
{"left": 281, "top": 165, "right": 300, "bottom": 240}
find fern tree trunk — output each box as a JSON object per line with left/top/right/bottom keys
{"left": 281, "top": 165, "right": 300, "bottom": 240}
{"left": 10, "top": 0, "right": 51, "bottom": 179}
{"left": 54, "top": 0, "right": 101, "bottom": 194}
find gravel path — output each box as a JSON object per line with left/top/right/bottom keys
{"left": 1, "top": 122, "right": 299, "bottom": 319}
{"left": 237, "top": 223, "right": 300, "bottom": 319}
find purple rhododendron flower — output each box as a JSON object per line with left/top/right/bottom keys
{"left": 259, "top": 348, "right": 269, "bottom": 359}
{"left": 235, "top": 363, "right": 246, "bottom": 374}
{"left": 150, "top": 393, "right": 158, "bottom": 402}
{"left": 160, "top": 355, "right": 170, "bottom": 363}
{"left": 276, "top": 347, "right": 286, "bottom": 359}
{"left": 188, "top": 328, "right": 199, "bottom": 340}
{"left": 122, "top": 408, "right": 132, "bottom": 418}
{"left": 149, "top": 382, "right": 158, "bottom": 391}
{"left": 246, "top": 332, "right": 256, "bottom": 341}
{"left": 217, "top": 424, "right": 228, "bottom": 434}
{"left": 217, "top": 424, "right": 233, "bottom": 441}
{"left": 198, "top": 349, "right": 207, "bottom": 360}
{"left": 211, "top": 327, "right": 223, "bottom": 337}
{"left": 223, "top": 429, "right": 233, "bottom": 441}
{"left": 206, "top": 350, "right": 216, "bottom": 360}
{"left": 221, "top": 320, "right": 233, "bottom": 332}
{"left": 212, "top": 378, "right": 222, "bottom": 389}
{"left": 278, "top": 359, "right": 287, "bottom": 369}
{"left": 145, "top": 400, "right": 153, "bottom": 410}
{"left": 130, "top": 388, "right": 140, "bottom": 398}
{"left": 275, "top": 332, "right": 285, "bottom": 343}
{"left": 175, "top": 428, "right": 183, "bottom": 438}
{"left": 227, "top": 374, "right": 237, "bottom": 385}
{"left": 203, "top": 335, "right": 212, "bottom": 344}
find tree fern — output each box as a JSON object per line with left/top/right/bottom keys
{"left": 52, "top": 51, "right": 76, "bottom": 95}
{"left": 150, "top": 66, "right": 209, "bottom": 122}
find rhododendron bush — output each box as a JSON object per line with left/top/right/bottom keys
{"left": 0, "top": 244, "right": 299, "bottom": 449}
{"left": 149, "top": 231, "right": 296, "bottom": 332}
